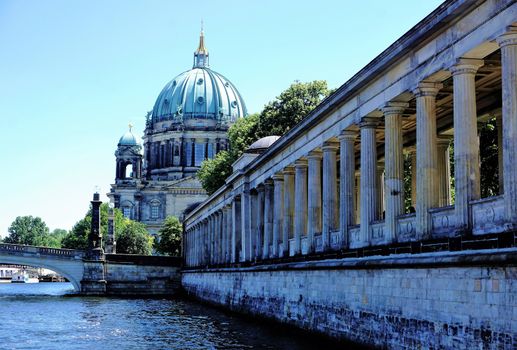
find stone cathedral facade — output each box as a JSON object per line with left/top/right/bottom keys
{"left": 108, "top": 30, "right": 247, "bottom": 234}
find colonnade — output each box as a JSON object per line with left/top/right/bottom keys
{"left": 185, "top": 27, "right": 517, "bottom": 268}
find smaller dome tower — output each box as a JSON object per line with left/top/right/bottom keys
{"left": 115, "top": 124, "right": 143, "bottom": 182}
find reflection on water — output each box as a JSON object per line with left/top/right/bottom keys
{"left": 0, "top": 283, "right": 353, "bottom": 350}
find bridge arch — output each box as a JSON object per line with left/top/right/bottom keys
{"left": 0, "top": 253, "right": 84, "bottom": 292}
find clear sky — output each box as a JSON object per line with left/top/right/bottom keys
{"left": 0, "top": 0, "right": 444, "bottom": 236}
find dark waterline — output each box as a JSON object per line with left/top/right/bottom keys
{"left": 0, "top": 283, "right": 355, "bottom": 350}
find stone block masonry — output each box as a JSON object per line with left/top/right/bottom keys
{"left": 182, "top": 249, "right": 517, "bottom": 349}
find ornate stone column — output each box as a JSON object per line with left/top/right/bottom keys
{"left": 263, "top": 180, "right": 274, "bottom": 258}
{"left": 359, "top": 117, "right": 379, "bottom": 245}
{"left": 241, "top": 188, "right": 252, "bottom": 262}
{"left": 282, "top": 166, "right": 295, "bottom": 257}
{"left": 256, "top": 185, "right": 265, "bottom": 259}
{"left": 413, "top": 81, "right": 442, "bottom": 238}
{"left": 339, "top": 131, "right": 357, "bottom": 247}
{"left": 272, "top": 174, "right": 284, "bottom": 257}
{"left": 294, "top": 159, "right": 308, "bottom": 255}
{"left": 382, "top": 102, "right": 408, "bottom": 242}
{"left": 307, "top": 151, "right": 322, "bottom": 254}
{"left": 497, "top": 27, "right": 517, "bottom": 225}
{"left": 450, "top": 59, "right": 483, "bottom": 232}
{"left": 322, "top": 141, "right": 339, "bottom": 250}
{"left": 231, "top": 197, "right": 241, "bottom": 263}
{"left": 436, "top": 136, "right": 452, "bottom": 207}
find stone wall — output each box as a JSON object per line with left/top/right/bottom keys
{"left": 104, "top": 254, "right": 181, "bottom": 296}
{"left": 182, "top": 249, "right": 517, "bottom": 349}
{"left": 105, "top": 262, "right": 181, "bottom": 296}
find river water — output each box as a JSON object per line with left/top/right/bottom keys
{"left": 0, "top": 283, "right": 348, "bottom": 350}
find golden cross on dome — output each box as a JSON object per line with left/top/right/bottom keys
{"left": 128, "top": 123, "right": 133, "bottom": 132}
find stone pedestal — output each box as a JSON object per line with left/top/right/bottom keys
{"left": 81, "top": 259, "right": 106, "bottom": 295}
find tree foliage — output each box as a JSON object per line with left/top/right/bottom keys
{"left": 4, "top": 216, "right": 51, "bottom": 246}
{"left": 61, "top": 202, "right": 150, "bottom": 254}
{"left": 256, "top": 80, "right": 330, "bottom": 137}
{"left": 197, "top": 151, "right": 234, "bottom": 195}
{"left": 198, "top": 81, "right": 331, "bottom": 195}
{"left": 116, "top": 221, "right": 153, "bottom": 255}
{"left": 155, "top": 216, "right": 183, "bottom": 256}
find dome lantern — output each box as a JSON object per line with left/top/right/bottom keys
{"left": 193, "top": 24, "right": 209, "bottom": 68}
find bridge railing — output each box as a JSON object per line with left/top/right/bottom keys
{"left": 0, "top": 243, "right": 84, "bottom": 258}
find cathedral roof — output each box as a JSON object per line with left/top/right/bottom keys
{"left": 149, "top": 29, "right": 247, "bottom": 128}
{"left": 118, "top": 125, "right": 139, "bottom": 146}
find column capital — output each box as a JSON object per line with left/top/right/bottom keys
{"left": 413, "top": 81, "right": 443, "bottom": 97}
{"left": 338, "top": 129, "right": 358, "bottom": 142}
{"left": 256, "top": 183, "right": 265, "bottom": 193}
{"left": 272, "top": 173, "right": 284, "bottom": 182}
{"left": 449, "top": 58, "right": 484, "bottom": 76}
{"left": 321, "top": 140, "right": 339, "bottom": 152}
{"left": 359, "top": 116, "right": 379, "bottom": 129}
{"left": 382, "top": 101, "right": 409, "bottom": 116}
{"left": 283, "top": 165, "right": 295, "bottom": 175}
{"left": 264, "top": 178, "right": 274, "bottom": 187}
{"left": 436, "top": 135, "right": 453, "bottom": 147}
{"left": 294, "top": 158, "right": 308, "bottom": 168}
{"left": 307, "top": 149, "right": 322, "bottom": 159}
{"left": 496, "top": 26, "right": 517, "bottom": 48}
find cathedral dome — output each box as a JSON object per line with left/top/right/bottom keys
{"left": 150, "top": 30, "right": 247, "bottom": 129}
{"left": 118, "top": 129, "right": 138, "bottom": 146}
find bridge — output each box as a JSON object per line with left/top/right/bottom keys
{"left": 0, "top": 243, "right": 181, "bottom": 295}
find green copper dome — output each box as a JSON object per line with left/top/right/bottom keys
{"left": 150, "top": 30, "right": 247, "bottom": 128}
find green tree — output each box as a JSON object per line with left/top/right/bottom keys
{"left": 256, "top": 80, "right": 330, "bottom": 137}
{"left": 46, "top": 228, "right": 67, "bottom": 248}
{"left": 155, "top": 216, "right": 183, "bottom": 256}
{"left": 61, "top": 218, "right": 90, "bottom": 250}
{"left": 62, "top": 203, "right": 127, "bottom": 250}
{"left": 197, "top": 150, "right": 234, "bottom": 195}
{"left": 198, "top": 81, "right": 331, "bottom": 195}
{"left": 4, "top": 216, "right": 50, "bottom": 246}
{"left": 116, "top": 221, "right": 153, "bottom": 255}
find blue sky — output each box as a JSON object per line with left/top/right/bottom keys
{"left": 0, "top": 0, "right": 443, "bottom": 235}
